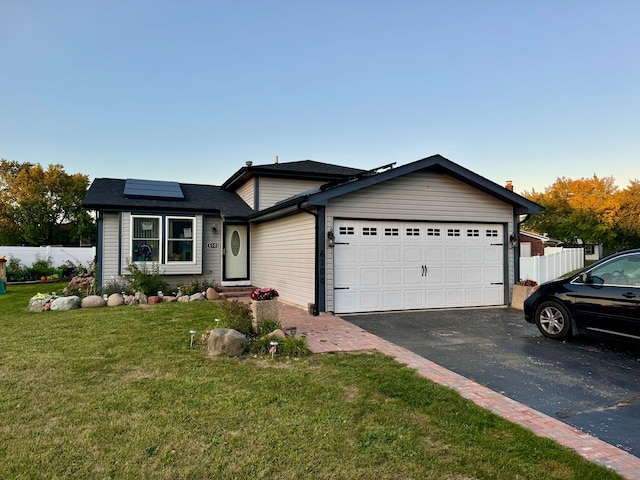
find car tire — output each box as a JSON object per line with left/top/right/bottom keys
{"left": 534, "top": 301, "right": 572, "bottom": 340}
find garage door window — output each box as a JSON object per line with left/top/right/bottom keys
{"left": 427, "top": 228, "right": 441, "bottom": 236}
{"left": 467, "top": 229, "right": 480, "bottom": 237}
{"left": 339, "top": 226, "right": 354, "bottom": 235}
{"left": 486, "top": 229, "right": 499, "bottom": 237}
{"left": 448, "top": 228, "right": 461, "bottom": 237}
{"left": 407, "top": 228, "right": 420, "bottom": 236}
{"left": 363, "top": 227, "right": 377, "bottom": 236}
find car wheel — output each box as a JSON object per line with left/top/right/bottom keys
{"left": 534, "top": 301, "right": 572, "bottom": 340}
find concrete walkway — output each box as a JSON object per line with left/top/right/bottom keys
{"left": 276, "top": 302, "right": 640, "bottom": 480}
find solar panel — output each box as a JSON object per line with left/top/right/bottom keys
{"left": 124, "top": 179, "right": 184, "bottom": 199}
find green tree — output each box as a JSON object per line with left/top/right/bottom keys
{"left": 0, "top": 160, "right": 95, "bottom": 245}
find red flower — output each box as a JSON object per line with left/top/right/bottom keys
{"left": 250, "top": 287, "right": 279, "bottom": 301}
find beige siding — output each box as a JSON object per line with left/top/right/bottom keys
{"left": 236, "top": 179, "right": 255, "bottom": 209}
{"left": 101, "top": 212, "right": 121, "bottom": 284}
{"left": 258, "top": 177, "right": 325, "bottom": 210}
{"left": 251, "top": 212, "right": 316, "bottom": 308}
{"left": 324, "top": 171, "right": 515, "bottom": 311}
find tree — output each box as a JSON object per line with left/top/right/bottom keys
{"left": 614, "top": 180, "right": 640, "bottom": 249}
{"left": 522, "top": 175, "right": 622, "bottom": 250}
{"left": 0, "top": 160, "right": 95, "bottom": 246}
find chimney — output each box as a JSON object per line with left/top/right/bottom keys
{"left": 246, "top": 161, "right": 253, "bottom": 167}
{"left": 505, "top": 180, "right": 513, "bottom": 191}
{"left": 275, "top": 155, "right": 279, "bottom": 164}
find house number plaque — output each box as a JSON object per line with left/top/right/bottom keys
{"left": 207, "top": 243, "right": 219, "bottom": 248}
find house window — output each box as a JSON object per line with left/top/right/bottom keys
{"left": 167, "top": 217, "right": 195, "bottom": 262}
{"left": 132, "top": 216, "right": 161, "bottom": 262}
{"left": 131, "top": 215, "right": 196, "bottom": 263}
{"left": 584, "top": 244, "right": 595, "bottom": 255}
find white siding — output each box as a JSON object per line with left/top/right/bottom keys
{"left": 101, "top": 212, "right": 121, "bottom": 283}
{"left": 325, "top": 171, "right": 515, "bottom": 312}
{"left": 258, "top": 178, "right": 325, "bottom": 210}
{"left": 251, "top": 213, "right": 316, "bottom": 309}
{"left": 236, "top": 179, "right": 255, "bottom": 209}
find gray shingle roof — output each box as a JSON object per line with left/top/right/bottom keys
{"left": 82, "top": 178, "right": 255, "bottom": 217}
{"left": 222, "top": 160, "right": 366, "bottom": 190}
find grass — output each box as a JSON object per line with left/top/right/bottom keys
{"left": 0, "top": 283, "right": 622, "bottom": 479}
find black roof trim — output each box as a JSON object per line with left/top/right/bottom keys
{"left": 222, "top": 160, "right": 366, "bottom": 191}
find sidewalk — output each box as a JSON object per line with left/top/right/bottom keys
{"left": 276, "top": 301, "right": 640, "bottom": 480}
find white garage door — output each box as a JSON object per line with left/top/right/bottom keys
{"left": 333, "top": 220, "right": 505, "bottom": 313}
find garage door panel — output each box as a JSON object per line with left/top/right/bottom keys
{"left": 383, "top": 268, "right": 402, "bottom": 285}
{"left": 361, "top": 268, "right": 381, "bottom": 286}
{"left": 446, "top": 246, "right": 464, "bottom": 262}
{"left": 360, "top": 246, "right": 380, "bottom": 263}
{"left": 334, "top": 220, "right": 505, "bottom": 313}
{"left": 383, "top": 245, "right": 402, "bottom": 263}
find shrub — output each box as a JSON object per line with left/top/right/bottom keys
{"left": 218, "top": 299, "right": 253, "bottom": 335}
{"left": 64, "top": 275, "right": 96, "bottom": 297}
{"left": 248, "top": 334, "right": 310, "bottom": 358}
{"left": 31, "top": 255, "right": 56, "bottom": 280}
{"left": 6, "top": 256, "right": 30, "bottom": 282}
{"left": 517, "top": 279, "right": 538, "bottom": 287}
{"left": 176, "top": 277, "right": 217, "bottom": 296}
{"left": 101, "top": 277, "right": 133, "bottom": 296}
{"left": 126, "top": 261, "right": 169, "bottom": 296}
{"left": 256, "top": 319, "right": 282, "bottom": 336}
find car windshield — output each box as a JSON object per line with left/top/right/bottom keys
{"left": 588, "top": 253, "right": 640, "bottom": 286}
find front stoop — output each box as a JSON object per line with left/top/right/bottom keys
{"left": 216, "top": 286, "right": 256, "bottom": 299}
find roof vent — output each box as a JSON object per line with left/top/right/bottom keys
{"left": 505, "top": 180, "right": 513, "bottom": 191}
{"left": 246, "top": 161, "right": 253, "bottom": 167}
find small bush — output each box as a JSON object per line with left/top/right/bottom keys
{"left": 6, "top": 256, "right": 30, "bottom": 282}
{"left": 176, "top": 277, "right": 217, "bottom": 296}
{"left": 256, "top": 319, "right": 282, "bottom": 336}
{"left": 64, "top": 275, "right": 96, "bottom": 297}
{"left": 218, "top": 300, "right": 253, "bottom": 335}
{"left": 248, "top": 334, "right": 310, "bottom": 358}
{"left": 126, "top": 261, "right": 169, "bottom": 296}
{"left": 101, "top": 277, "right": 133, "bottom": 296}
{"left": 516, "top": 279, "right": 538, "bottom": 287}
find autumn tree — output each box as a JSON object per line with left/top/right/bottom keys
{"left": 0, "top": 160, "right": 95, "bottom": 246}
{"left": 523, "top": 175, "right": 640, "bottom": 251}
{"left": 523, "top": 175, "right": 619, "bottom": 249}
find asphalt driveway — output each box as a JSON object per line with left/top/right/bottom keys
{"left": 346, "top": 307, "right": 640, "bottom": 456}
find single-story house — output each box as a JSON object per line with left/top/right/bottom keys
{"left": 519, "top": 230, "right": 562, "bottom": 257}
{"left": 82, "top": 154, "right": 543, "bottom": 314}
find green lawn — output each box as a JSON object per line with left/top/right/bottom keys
{"left": 0, "top": 283, "right": 622, "bottom": 479}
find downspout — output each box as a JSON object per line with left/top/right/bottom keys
{"left": 298, "top": 201, "right": 321, "bottom": 316}
{"left": 513, "top": 213, "right": 530, "bottom": 283}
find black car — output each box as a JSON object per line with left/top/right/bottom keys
{"left": 524, "top": 249, "right": 640, "bottom": 342}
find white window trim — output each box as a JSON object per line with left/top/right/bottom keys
{"left": 165, "top": 216, "right": 197, "bottom": 264}
{"left": 130, "top": 214, "right": 163, "bottom": 263}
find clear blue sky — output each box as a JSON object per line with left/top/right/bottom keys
{"left": 1, "top": 1, "right": 638, "bottom": 193}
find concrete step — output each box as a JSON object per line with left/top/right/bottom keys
{"left": 217, "top": 286, "right": 256, "bottom": 299}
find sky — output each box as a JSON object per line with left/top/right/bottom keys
{"left": 1, "top": 1, "right": 639, "bottom": 194}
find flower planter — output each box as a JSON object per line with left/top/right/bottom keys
{"left": 251, "top": 298, "right": 279, "bottom": 332}
{"left": 511, "top": 284, "right": 534, "bottom": 310}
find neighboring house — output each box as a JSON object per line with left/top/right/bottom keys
{"left": 519, "top": 230, "right": 562, "bottom": 257}
{"left": 83, "top": 154, "right": 543, "bottom": 314}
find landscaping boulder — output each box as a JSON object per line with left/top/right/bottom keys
{"left": 134, "top": 292, "right": 148, "bottom": 304}
{"left": 51, "top": 296, "right": 81, "bottom": 311}
{"left": 162, "top": 295, "right": 177, "bottom": 303}
{"left": 147, "top": 296, "right": 162, "bottom": 304}
{"left": 123, "top": 294, "right": 137, "bottom": 305}
{"left": 206, "top": 287, "right": 220, "bottom": 301}
{"left": 190, "top": 292, "right": 205, "bottom": 302}
{"left": 107, "top": 293, "right": 124, "bottom": 307}
{"left": 207, "top": 328, "right": 247, "bottom": 357}
{"left": 81, "top": 295, "right": 107, "bottom": 308}
{"left": 177, "top": 295, "right": 190, "bottom": 302}
{"left": 29, "top": 296, "right": 52, "bottom": 312}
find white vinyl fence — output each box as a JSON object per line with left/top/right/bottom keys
{"left": 0, "top": 246, "right": 96, "bottom": 269}
{"left": 519, "top": 247, "right": 584, "bottom": 285}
